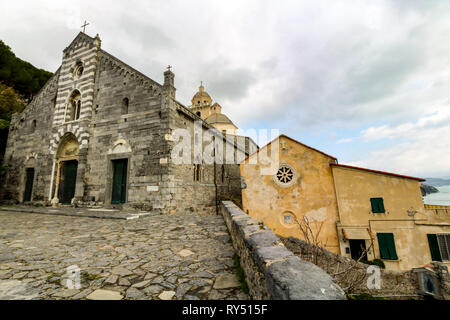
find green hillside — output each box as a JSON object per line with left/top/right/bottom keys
{"left": 0, "top": 39, "right": 53, "bottom": 165}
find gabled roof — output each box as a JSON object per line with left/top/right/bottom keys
{"left": 63, "top": 32, "right": 95, "bottom": 53}
{"left": 245, "top": 134, "right": 337, "bottom": 162}
{"left": 330, "top": 163, "right": 425, "bottom": 182}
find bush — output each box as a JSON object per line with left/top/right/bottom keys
{"left": 347, "top": 293, "right": 386, "bottom": 300}
{"left": 362, "top": 258, "right": 385, "bottom": 269}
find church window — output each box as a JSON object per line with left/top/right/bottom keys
{"left": 274, "top": 163, "right": 296, "bottom": 187}
{"left": 194, "top": 164, "right": 202, "bottom": 182}
{"left": 196, "top": 111, "right": 201, "bottom": 117}
{"left": 67, "top": 90, "right": 81, "bottom": 122}
{"left": 74, "top": 61, "right": 84, "bottom": 78}
{"left": 122, "top": 98, "right": 129, "bottom": 115}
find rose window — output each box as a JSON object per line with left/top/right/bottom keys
{"left": 276, "top": 165, "right": 294, "bottom": 184}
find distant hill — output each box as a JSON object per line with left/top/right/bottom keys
{"left": 424, "top": 178, "right": 450, "bottom": 187}
{"left": 420, "top": 184, "right": 439, "bottom": 196}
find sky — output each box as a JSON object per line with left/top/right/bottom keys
{"left": 1, "top": 0, "right": 449, "bottom": 178}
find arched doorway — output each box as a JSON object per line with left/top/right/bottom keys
{"left": 54, "top": 133, "right": 79, "bottom": 204}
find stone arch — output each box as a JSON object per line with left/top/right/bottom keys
{"left": 50, "top": 129, "right": 83, "bottom": 155}
{"left": 49, "top": 132, "right": 81, "bottom": 205}
{"left": 108, "top": 138, "right": 132, "bottom": 154}
{"left": 25, "top": 152, "right": 38, "bottom": 168}
{"left": 56, "top": 132, "right": 80, "bottom": 161}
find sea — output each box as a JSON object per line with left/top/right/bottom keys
{"left": 423, "top": 185, "right": 450, "bottom": 206}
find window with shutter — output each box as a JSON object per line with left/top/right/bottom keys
{"left": 377, "top": 233, "right": 398, "bottom": 260}
{"left": 437, "top": 234, "right": 450, "bottom": 261}
{"left": 427, "top": 234, "right": 442, "bottom": 262}
{"left": 370, "top": 198, "right": 385, "bottom": 213}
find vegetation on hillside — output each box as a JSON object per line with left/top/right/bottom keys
{"left": 0, "top": 40, "right": 52, "bottom": 102}
{"left": 0, "top": 39, "right": 53, "bottom": 165}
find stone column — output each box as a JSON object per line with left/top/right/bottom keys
{"left": 52, "top": 161, "right": 61, "bottom": 207}
{"left": 48, "top": 158, "right": 56, "bottom": 202}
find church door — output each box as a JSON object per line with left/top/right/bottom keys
{"left": 111, "top": 159, "right": 128, "bottom": 204}
{"left": 23, "top": 168, "right": 35, "bottom": 202}
{"left": 59, "top": 160, "right": 78, "bottom": 204}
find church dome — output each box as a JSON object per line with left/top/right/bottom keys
{"left": 205, "top": 113, "right": 235, "bottom": 125}
{"left": 191, "top": 83, "right": 212, "bottom": 106}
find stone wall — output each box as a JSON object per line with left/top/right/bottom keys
{"left": 220, "top": 201, "right": 346, "bottom": 300}
{"left": 0, "top": 69, "right": 60, "bottom": 202}
{"left": 281, "top": 236, "right": 422, "bottom": 299}
{"left": 165, "top": 103, "right": 245, "bottom": 215}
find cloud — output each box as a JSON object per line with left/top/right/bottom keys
{"left": 337, "top": 138, "right": 353, "bottom": 144}
{"left": 1, "top": 0, "right": 449, "bottom": 177}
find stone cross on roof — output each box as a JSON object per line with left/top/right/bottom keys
{"left": 81, "top": 20, "right": 90, "bottom": 33}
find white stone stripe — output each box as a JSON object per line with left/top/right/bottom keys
{"left": 62, "top": 51, "right": 97, "bottom": 63}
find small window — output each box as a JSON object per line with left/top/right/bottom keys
{"left": 370, "top": 197, "right": 385, "bottom": 213}
{"left": 121, "top": 98, "right": 129, "bottom": 115}
{"left": 283, "top": 214, "right": 293, "bottom": 224}
{"left": 67, "top": 90, "right": 81, "bottom": 122}
{"left": 31, "top": 120, "right": 36, "bottom": 133}
{"left": 196, "top": 111, "right": 201, "bottom": 117}
{"left": 427, "top": 234, "right": 443, "bottom": 262}
{"left": 377, "top": 233, "right": 398, "bottom": 260}
{"left": 74, "top": 61, "right": 84, "bottom": 78}
{"left": 193, "top": 164, "right": 202, "bottom": 182}
{"left": 437, "top": 234, "right": 450, "bottom": 261}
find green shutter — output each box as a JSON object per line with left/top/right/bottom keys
{"left": 371, "top": 198, "right": 385, "bottom": 213}
{"left": 377, "top": 233, "right": 398, "bottom": 260}
{"left": 378, "top": 198, "right": 385, "bottom": 213}
{"left": 427, "top": 234, "right": 443, "bottom": 262}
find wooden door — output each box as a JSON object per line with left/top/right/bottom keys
{"left": 23, "top": 168, "right": 35, "bottom": 202}
{"left": 60, "top": 160, "right": 78, "bottom": 204}
{"left": 111, "top": 159, "right": 128, "bottom": 204}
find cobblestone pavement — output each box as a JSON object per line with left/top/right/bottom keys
{"left": 0, "top": 210, "right": 248, "bottom": 300}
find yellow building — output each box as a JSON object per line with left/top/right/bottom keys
{"left": 190, "top": 83, "right": 238, "bottom": 135}
{"left": 241, "top": 134, "right": 450, "bottom": 271}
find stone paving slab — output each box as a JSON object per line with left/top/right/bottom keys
{"left": 0, "top": 210, "right": 248, "bottom": 300}
{"left": 0, "top": 205, "right": 154, "bottom": 220}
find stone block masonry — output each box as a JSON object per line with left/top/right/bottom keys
{"left": 220, "top": 201, "right": 346, "bottom": 300}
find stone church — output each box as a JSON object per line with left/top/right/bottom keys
{"left": 0, "top": 32, "right": 255, "bottom": 214}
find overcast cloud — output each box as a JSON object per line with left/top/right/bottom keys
{"left": 1, "top": 0, "right": 449, "bottom": 178}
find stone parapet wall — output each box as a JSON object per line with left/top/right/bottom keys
{"left": 281, "top": 236, "right": 422, "bottom": 299}
{"left": 220, "top": 201, "right": 346, "bottom": 300}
